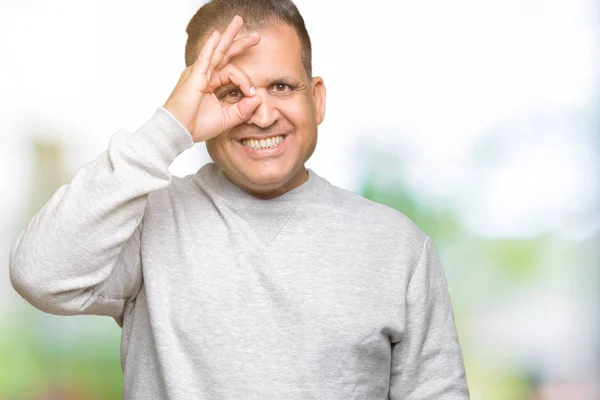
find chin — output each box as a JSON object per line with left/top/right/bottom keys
{"left": 240, "top": 161, "right": 296, "bottom": 187}
{"left": 208, "top": 138, "right": 310, "bottom": 194}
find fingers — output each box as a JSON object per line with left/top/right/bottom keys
{"left": 193, "top": 30, "right": 221, "bottom": 77}
{"left": 209, "top": 63, "right": 256, "bottom": 98}
{"left": 187, "top": 15, "right": 261, "bottom": 87}
{"left": 216, "top": 32, "right": 260, "bottom": 70}
{"left": 224, "top": 95, "right": 263, "bottom": 128}
{"left": 210, "top": 15, "right": 244, "bottom": 71}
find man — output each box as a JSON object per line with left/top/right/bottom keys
{"left": 9, "top": 0, "right": 470, "bottom": 399}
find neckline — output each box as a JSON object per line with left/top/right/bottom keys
{"left": 198, "top": 162, "right": 327, "bottom": 208}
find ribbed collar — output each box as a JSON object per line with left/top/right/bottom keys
{"left": 196, "top": 162, "right": 327, "bottom": 208}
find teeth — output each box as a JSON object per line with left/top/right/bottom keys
{"left": 241, "top": 135, "right": 285, "bottom": 150}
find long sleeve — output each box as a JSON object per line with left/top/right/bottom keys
{"left": 9, "top": 107, "right": 194, "bottom": 320}
{"left": 389, "top": 236, "right": 470, "bottom": 399}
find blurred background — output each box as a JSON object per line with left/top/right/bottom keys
{"left": 1, "top": 0, "right": 599, "bottom": 399}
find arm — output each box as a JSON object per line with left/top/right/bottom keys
{"left": 9, "top": 16, "right": 263, "bottom": 321}
{"left": 9, "top": 107, "right": 193, "bottom": 319}
{"left": 389, "top": 236, "right": 470, "bottom": 399}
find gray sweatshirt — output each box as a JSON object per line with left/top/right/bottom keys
{"left": 9, "top": 107, "right": 470, "bottom": 399}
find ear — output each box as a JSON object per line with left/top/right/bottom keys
{"left": 311, "top": 77, "right": 326, "bottom": 125}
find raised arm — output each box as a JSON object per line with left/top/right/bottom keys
{"left": 9, "top": 107, "right": 194, "bottom": 318}
{"left": 9, "top": 15, "right": 263, "bottom": 321}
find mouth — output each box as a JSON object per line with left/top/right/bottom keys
{"left": 237, "top": 134, "right": 288, "bottom": 151}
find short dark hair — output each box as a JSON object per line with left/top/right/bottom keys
{"left": 184, "top": 0, "right": 312, "bottom": 77}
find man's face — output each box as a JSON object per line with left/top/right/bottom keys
{"left": 204, "top": 23, "right": 326, "bottom": 199}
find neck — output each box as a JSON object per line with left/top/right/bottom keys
{"left": 223, "top": 168, "right": 309, "bottom": 200}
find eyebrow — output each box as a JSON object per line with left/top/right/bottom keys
{"left": 264, "top": 75, "right": 303, "bottom": 85}
{"left": 214, "top": 75, "right": 305, "bottom": 94}
{"left": 216, "top": 76, "right": 298, "bottom": 87}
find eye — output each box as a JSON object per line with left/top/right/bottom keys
{"left": 219, "top": 88, "right": 244, "bottom": 104}
{"left": 223, "top": 89, "right": 243, "bottom": 99}
{"left": 271, "top": 83, "right": 293, "bottom": 94}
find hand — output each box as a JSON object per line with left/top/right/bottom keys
{"left": 163, "top": 16, "right": 262, "bottom": 143}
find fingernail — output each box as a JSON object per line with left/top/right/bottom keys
{"left": 250, "top": 86, "right": 256, "bottom": 95}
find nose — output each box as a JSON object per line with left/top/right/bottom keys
{"left": 246, "top": 91, "right": 279, "bottom": 128}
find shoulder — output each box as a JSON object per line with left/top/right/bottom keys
{"left": 318, "top": 180, "right": 428, "bottom": 247}
{"left": 146, "top": 172, "right": 207, "bottom": 209}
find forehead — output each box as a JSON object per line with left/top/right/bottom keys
{"left": 205, "top": 24, "right": 306, "bottom": 84}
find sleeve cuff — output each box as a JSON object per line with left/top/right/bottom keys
{"left": 135, "top": 106, "right": 195, "bottom": 167}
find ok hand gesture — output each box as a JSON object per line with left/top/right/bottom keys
{"left": 164, "top": 15, "right": 262, "bottom": 143}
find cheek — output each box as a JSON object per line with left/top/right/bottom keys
{"left": 205, "top": 133, "right": 231, "bottom": 157}
{"left": 277, "top": 98, "right": 315, "bottom": 130}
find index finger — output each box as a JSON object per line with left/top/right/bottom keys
{"left": 210, "top": 15, "right": 244, "bottom": 69}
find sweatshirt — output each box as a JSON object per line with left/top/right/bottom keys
{"left": 9, "top": 106, "right": 470, "bottom": 399}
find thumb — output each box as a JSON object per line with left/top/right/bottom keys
{"left": 224, "top": 95, "right": 262, "bottom": 128}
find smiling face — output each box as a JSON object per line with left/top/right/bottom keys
{"left": 203, "top": 23, "right": 326, "bottom": 199}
